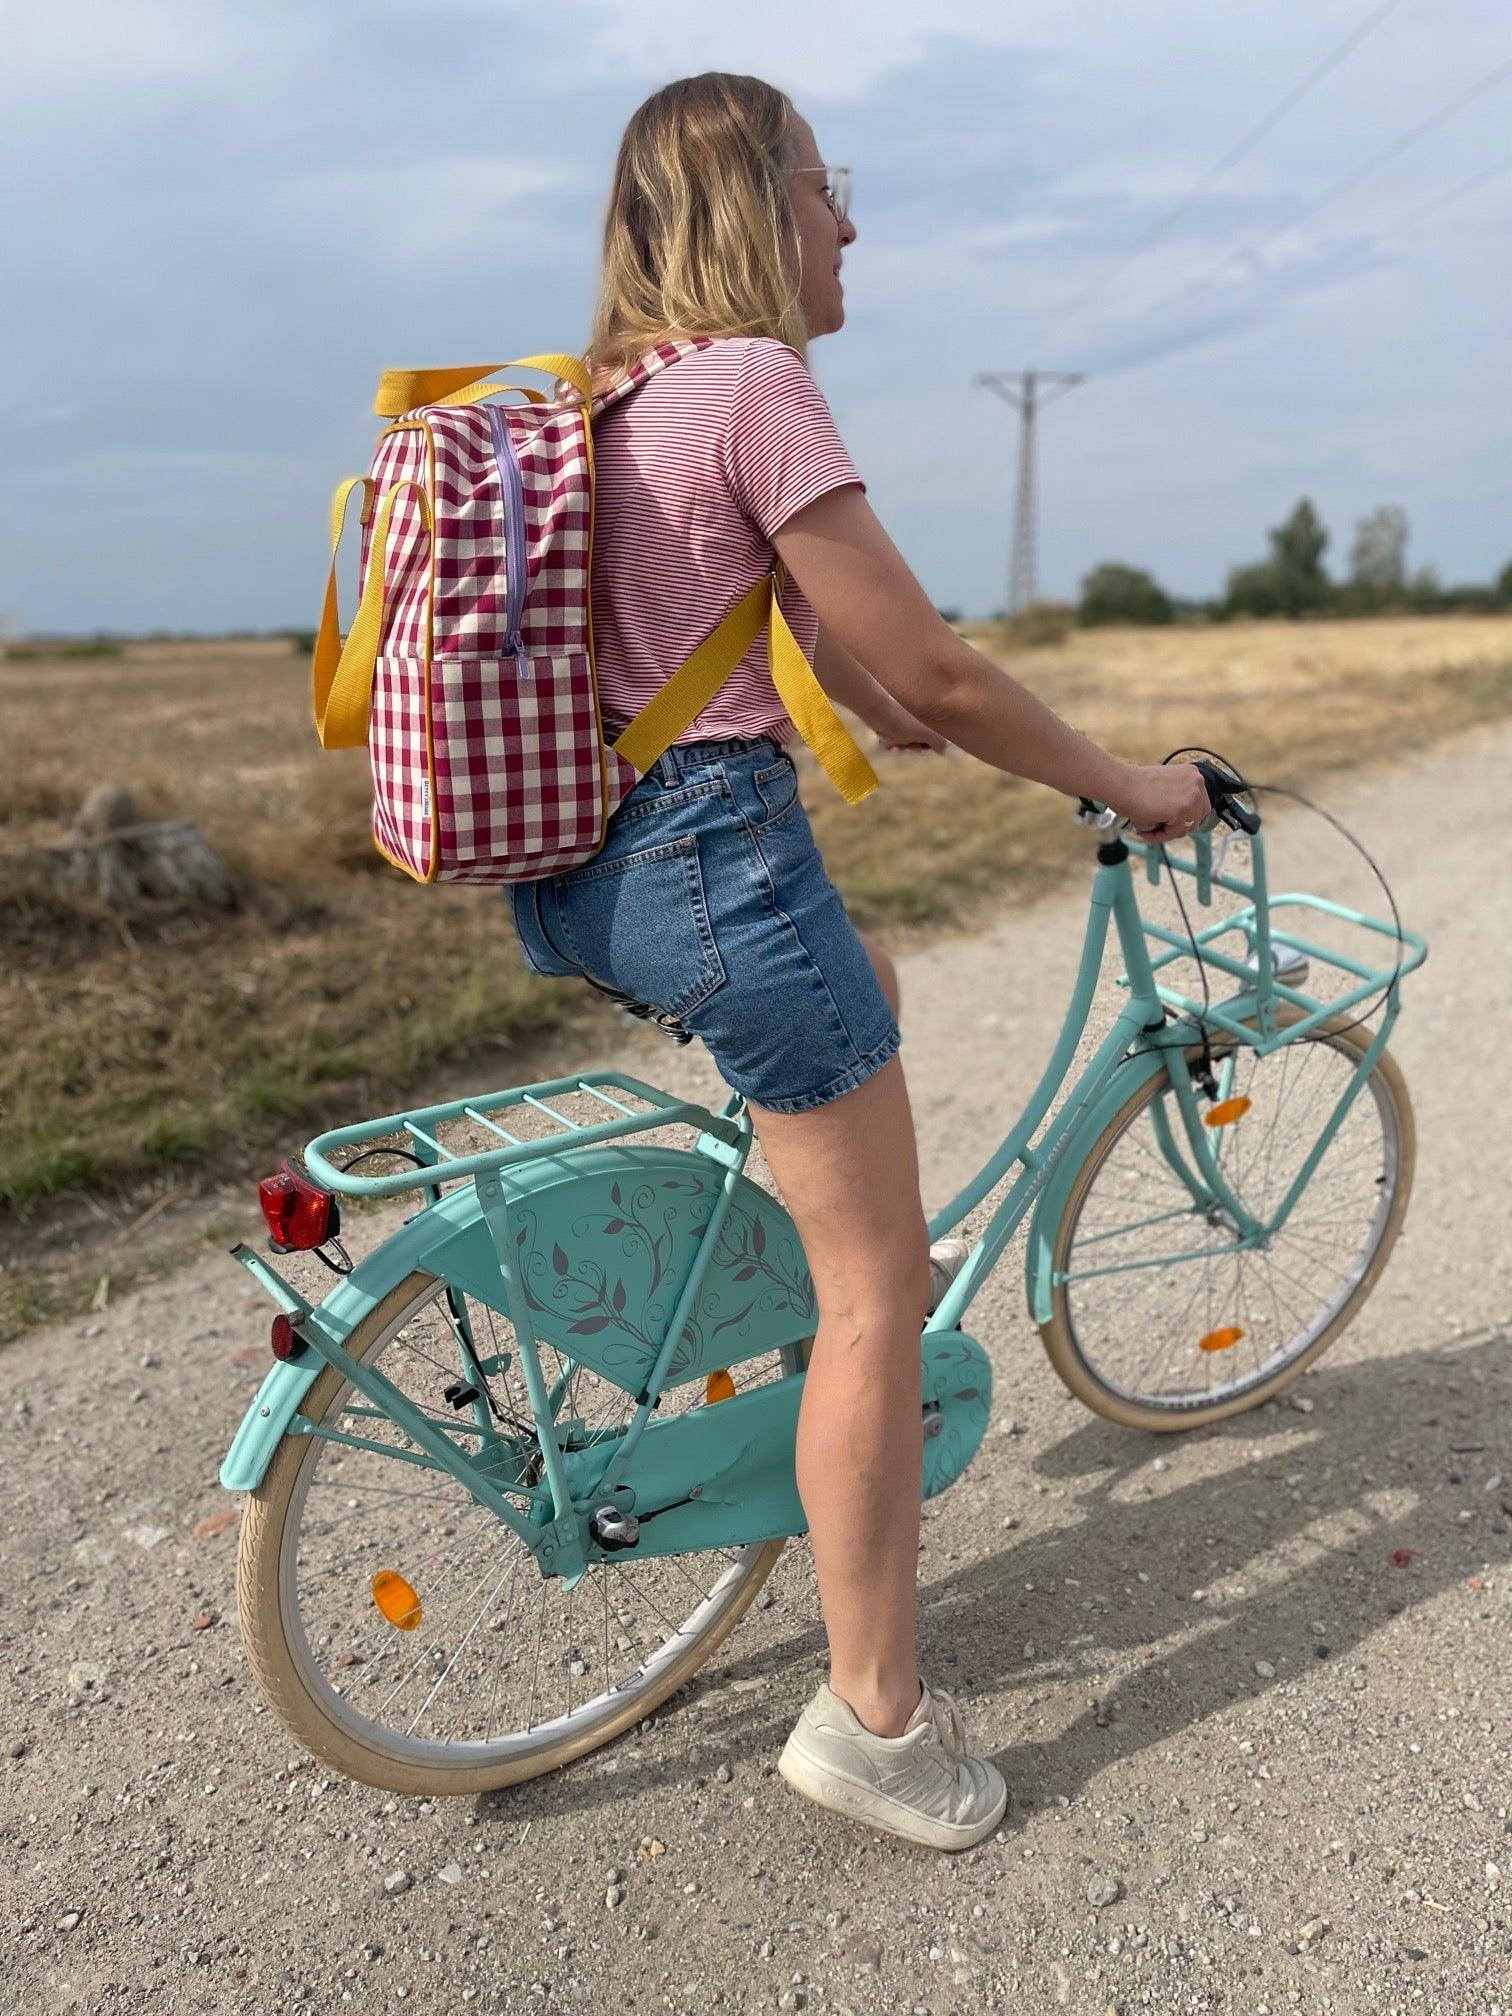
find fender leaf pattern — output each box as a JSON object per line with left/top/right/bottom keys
{"left": 500, "top": 1163, "right": 815, "bottom": 1390}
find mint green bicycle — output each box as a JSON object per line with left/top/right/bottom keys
{"left": 220, "top": 763, "right": 1423, "bottom": 1792}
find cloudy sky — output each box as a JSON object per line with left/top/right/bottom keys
{"left": 4, "top": 0, "right": 1509, "bottom": 632}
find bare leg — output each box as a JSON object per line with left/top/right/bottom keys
{"left": 748, "top": 1052, "right": 930, "bottom": 1737}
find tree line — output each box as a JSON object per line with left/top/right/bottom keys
{"left": 1074, "top": 501, "right": 1512, "bottom": 627}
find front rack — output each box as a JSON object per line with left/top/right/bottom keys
{"left": 1120, "top": 828, "right": 1427, "bottom": 1046}
{"left": 302, "top": 1071, "right": 746, "bottom": 1200}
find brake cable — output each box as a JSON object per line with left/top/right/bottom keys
{"left": 1156, "top": 744, "right": 1410, "bottom": 1050}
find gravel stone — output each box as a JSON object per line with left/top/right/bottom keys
{"left": 66, "top": 1662, "right": 109, "bottom": 1705}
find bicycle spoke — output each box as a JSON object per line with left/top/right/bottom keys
{"left": 1056, "top": 1023, "right": 1402, "bottom": 1413}
{"left": 406, "top": 1550, "right": 520, "bottom": 1737}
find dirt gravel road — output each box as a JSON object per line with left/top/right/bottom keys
{"left": 6, "top": 720, "right": 1510, "bottom": 2016}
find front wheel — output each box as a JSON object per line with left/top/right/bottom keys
{"left": 1038, "top": 1008, "right": 1414, "bottom": 1432}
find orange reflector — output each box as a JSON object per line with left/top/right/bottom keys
{"left": 705, "top": 1369, "right": 736, "bottom": 1404}
{"left": 1204, "top": 1097, "right": 1252, "bottom": 1128}
{"left": 1199, "top": 1326, "right": 1244, "bottom": 1354}
{"left": 371, "top": 1569, "right": 423, "bottom": 1630}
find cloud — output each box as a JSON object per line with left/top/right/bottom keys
{"left": 266, "top": 153, "right": 581, "bottom": 273}
{"left": 4, "top": 1, "right": 1512, "bottom": 627}
{"left": 0, "top": 401, "right": 83, "bottom": 432}
{"left": 6, "top": 0, "right": 265, "bottom": 96}
{"left": 575, "top": 0, "right": 1099, "bottom": 100}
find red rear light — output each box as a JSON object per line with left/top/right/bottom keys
{"left": 258, "top": 1159, "right": 339, "bottom": 1252}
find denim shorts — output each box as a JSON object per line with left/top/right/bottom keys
{"left": 505, "top": 732, "right": 901, "bottom": 1114}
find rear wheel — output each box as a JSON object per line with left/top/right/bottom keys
{"left": 1038, "top": 1009, "right": 1414, "bottom": 1432}
{"left": 237, "top": 1270, "right": 807, "bottom": 1793}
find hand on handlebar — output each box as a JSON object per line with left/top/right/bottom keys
{"left": 1109, "top": 761, "right": 1212, "bottom": 843}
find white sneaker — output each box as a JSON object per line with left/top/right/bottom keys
{"left": 778, "top": 1680, "right": 1008, "bottom": 1851}
{"left": 927, "top": 1237, "right": 972, "bottom": 1315}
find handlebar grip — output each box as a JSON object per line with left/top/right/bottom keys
{"left": 1195, "top": 759, "right": 1261, "bottom": 836}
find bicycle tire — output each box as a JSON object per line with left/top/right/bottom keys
{"left": 1038, "top": 1008, "right": 1415, "bottom": 1433}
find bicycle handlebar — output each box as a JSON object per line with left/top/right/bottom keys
{"left": 1077, "top": 759, "right": 1261, "bottom": 839}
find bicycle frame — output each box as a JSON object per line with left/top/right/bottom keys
{"left": 222, "top": 815, "right": 1424, "bottom": 1576}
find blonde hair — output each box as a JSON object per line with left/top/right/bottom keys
{"left": 588, "top": 73, "right": 808, "bottom": 388}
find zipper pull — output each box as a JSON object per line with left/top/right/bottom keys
{"left": 505, "top": 634, "right": 530, "bottom": 678}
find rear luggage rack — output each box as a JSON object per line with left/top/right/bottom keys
{"left": 302, "top": 1072, "right": 746, "bottom": 1199}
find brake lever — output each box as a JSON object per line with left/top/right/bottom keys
{"left": 1194, "top": 759, "right": 1261, "bottom": 836}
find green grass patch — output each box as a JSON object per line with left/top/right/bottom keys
{"left": 6, "top": 638, "right": 123, "bottom": 661}
{"left": 1, "top": 1142, "right": 104, "bottom": 1208}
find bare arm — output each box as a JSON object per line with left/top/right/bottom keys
{"left": 774, "top": 487, "right": 1207, "bottom": 834}
{"left": 811, "top": 628, "right": 946, "bottom": 750}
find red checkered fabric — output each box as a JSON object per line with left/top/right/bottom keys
{"left": 359, "top": 342, "right": 705, "bottom": 883}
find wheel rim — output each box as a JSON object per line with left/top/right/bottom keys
{"left": 1054, "top": 1026, "right": 1402, "bottom": 1414}
{"left": 272, "top": 1276, "right": 799, "bottom": 1770}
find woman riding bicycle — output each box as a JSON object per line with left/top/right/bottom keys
{"left": 506, "top": 70, "right": 1208, "bottom": 1850}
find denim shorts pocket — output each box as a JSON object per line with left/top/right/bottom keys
{"left": 752, "top": 754, "right": 800, "bottom": 828}
{"left": 610, "top": 775, "right": 728, "bottom": 826}
{"left": 554, "top": 833, "right": 726, "bottom": 1020}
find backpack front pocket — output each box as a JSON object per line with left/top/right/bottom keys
{"left": 430, "top": 650, "right": 605, "bottom": 879}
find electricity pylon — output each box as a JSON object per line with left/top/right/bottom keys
{"left": 976, "top": 369, "right": 1085, "bottom": 614}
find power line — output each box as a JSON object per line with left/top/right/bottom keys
{"left": 976, "top": 370, "right": 1085, "bottom": 614}
{"left": 1385, "top": 140, "right": 1512, "bottom": 239}
{"left": 1029, "top": 0, "right": 1405, "bottom": 353}
{"left": 1127, "top": 48, "right": 1512, "bottom": 338}
{"left": 1217, "top": 140, "right": 1512, "bottom": 318}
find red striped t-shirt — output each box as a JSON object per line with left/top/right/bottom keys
{"left": 590, "top": 336, "right": 865, "bottom": 745}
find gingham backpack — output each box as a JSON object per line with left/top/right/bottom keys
{"left": 310, "top": 341, "right": 878, "bottom": 884}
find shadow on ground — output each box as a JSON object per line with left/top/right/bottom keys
{"left": 477, "top": 1327, "right": 1509, "bottom": 1828}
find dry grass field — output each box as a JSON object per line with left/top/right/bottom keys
{"left": 3, "top": 613, "right": 1510, "bottom": 1327}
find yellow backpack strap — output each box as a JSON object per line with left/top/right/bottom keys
{"left": 765, "top": 575, "right": 879, "bottom": 807}
{"left": 608, "top": 576, "right": 772, "bottom": 774}
{"left": 313, "top": 478, "right": 433, "bottom": 751}
{"left": 609, "top": 574, "right": 878, "bottom": 806}
{"left": 373, "top": 353, "right": 592, "bottom": 417}
{"left": 311, "top": 476, "right": 373, "bottom": 742}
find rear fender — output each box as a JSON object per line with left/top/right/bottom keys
{"left": 219, "top": 1142, "right": 815, "bottom": 1493}
{"left": 218, "top": 1182, "right": 486, "bottom": 1493}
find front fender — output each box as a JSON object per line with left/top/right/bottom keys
{"left": 1024, "top": 1044, "right": 1179, "bottom": 1327}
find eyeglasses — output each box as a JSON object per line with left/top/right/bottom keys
{"left": 790, "top": 164, "right": 852, "bottom": 225}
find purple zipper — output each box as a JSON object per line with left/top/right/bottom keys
{"left": 486, "top": 404, "right": 529, "bottom": 676}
